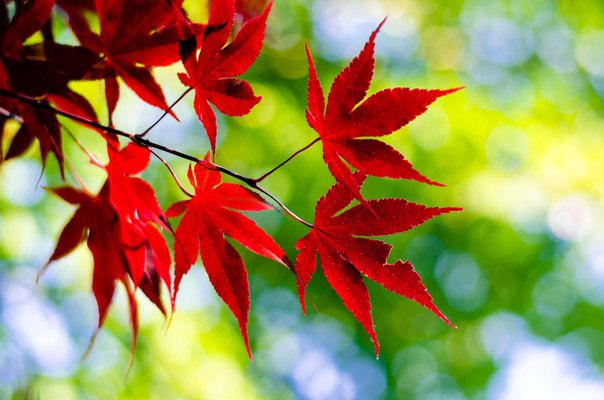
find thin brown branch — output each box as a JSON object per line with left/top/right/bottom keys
{"left": 254, "top": 184, "right": 314, "bottom": 228}
{"left": 139, "top": 86, "right": 194, "bottom": 137}
{"left": 148, "top": 147, "right": 195, "bottom": 198}
{"left": 255, "top": 138, "right": 320, "bottom": 183}
{"left": 0, "top": 88, "right": 314, "bottom": 228}
{"left": 62, "top": 124, "right": 104, "bottom": 168}
{"left": 0, "top": 105, "right": 24, "bottom": 124}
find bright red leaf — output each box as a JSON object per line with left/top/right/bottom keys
{"left": 306, "top": 21, "right": 461, "bottom": 202}
{"left": 43, "top": 140, "right": 174, "bottom": 352}
{"left": 178, "top": 0, "right": 271, "bottom": 155}
{"left": 296, "top": 173, "right": 459, "bottom": 355}
{"left": 167, "top": 161, "right": 290, "bottom": 357}
{"left": 105, "top": 140, "right": 172, "bottom": 308}
{"left": 44, "top": 183, "right": 141, "bottom": 352}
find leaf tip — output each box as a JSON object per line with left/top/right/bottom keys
{"left": 434, "top": 86, "right": 464, "bottom": 99}
{"left": 298, "top": 291, "right": 308, "bottom": 315}
{"left": 164, "top": 310, "right": 175, "bottom": 336}
{"left": 264, "top": 0, "right": 275, "bottom": 14}
{"left": 438, "top": 311, "right": 457, "bottom": 329}
{"left": 376, "top": 17, "right": 387, "bottom": 33}
{"left": 169, "top": 108, "right": 180, "bottom": 122}
{"left": 370, "top": 332, "right": 380, "bottom": 358}
{"left": 241, "top": 327, "right": 252, "bottom": 361}
{"left": 305, "top": 42, "right": 316, "bottom": 68}
{"left": 36, "top": 262, "right": 50, "bottom": 284}
{"left": 82, "top": 326, "right": 102, "bottom": 361}
{"left": 416, "top": 174, "right": 444, "bottom": 187}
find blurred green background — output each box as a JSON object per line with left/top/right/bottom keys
{"left": 2, "top": 0, "right": 604, "bottom": 398}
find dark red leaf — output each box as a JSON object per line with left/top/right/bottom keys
{"left": 57, "top": 0, "right": 196, "bottom": 118}
{"left": 208, "top": 183, "right": 272, "bottom": 211}
{"left": 104, "top": 74, "right": 119, "bottom": 122}
{"left": 193, "top": 92, "right": 218, "bottom": 152}
{"left": 19, "top": 105, "right": 64, "bottom": 175}
{"left": 48, "top": 89, "right": 98, "bottom": 123}
{"left": 109, "top": 141, "right": 150, "bottom": 175}
{"left": 4, "top": 42, "right": 101, "bottom": 97}
{"left": 0, "top": 116, "right": 5, "bottom": 162}
{"left": 329, "top": 198, "right": 462, "bottom": 237}
{"left": 44, "top": 187, "right": 92, "bottom": 263}
{"left": 4, "top": 125, "right": 34, "bottom": 160}
{"left": 2, "top": 0, "right": 55, "bottom": 57}
{"left": 106, "top": 142, "right": 163, "bottom": 224}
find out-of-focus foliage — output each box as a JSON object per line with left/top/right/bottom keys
{"left": 2, "top": 0, "right": 604, "bottom": 398}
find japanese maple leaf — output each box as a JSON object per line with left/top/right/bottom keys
{"left": 0, "top": 0, "right": 55, "bottom": 59}
{"left": 0, "top": 41, "right": 101, "bottom": 170}
{"left": 57, "top": 0, "right": 191, "bottom": 119}
{"left": 178, "top": 0, "right": 271, "bottom": 156}
{"left": 104, "top": 140, "right": 172, "bottom": 310}
{"left": 43, "top": 183, "right": 142, "bottom": 351}
{"left": 0, "top": 0, "right": 100, "bottom": 172}
{"left": 0, "top": 0, "right": 99, "bottom": 123}
{"left": 167, "top": 161, "right": 290, "bottom": 356}
{"left": 43, "top": 140, "right": 172, "bottom": 329}
{"left": 295, "top": 173, "right": 459, "bottom": 355}
{"left": 0, "top": 0, "right": 99, "bottom": 108}
{"left": 306, "top": 21, "right": 461, "bottom": 202}
{"left": 106, "top": 141, "right": 167, "bottom": 227}
{"left": 0, "top": 102, "right": 63, "bottom": 171}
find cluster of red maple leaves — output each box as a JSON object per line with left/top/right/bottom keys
{"left": 0, "top": 0, "right": 460, "bottom": 358}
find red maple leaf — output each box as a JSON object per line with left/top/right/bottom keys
{"left": 105, "top": 140, "right": 172, "bottom": 312}
{"left": 1, "top": 0, "right": 55, "bottom": 59}
{"left": 0, "top": 0, "right": 100, "bottom": 172}
{"left": 106, "top": 141, "right": 167, "bottom": 227}
{"left": 305, "top": 21, "right": 461, "bottom": 202}
{"left": 43, "top": 141, "right": 173, "bottom": 349}
{"left": 295, "top": 173, "right": 459, "bottom": 355}
{"left": 178, "top": 0, "right": 271, "bottom": 156}
{"left": 0, "top": 103, "right": 63, "bottom": 170}
{"left": 43, "top": 183, "right": 142, "bottom": 351}
{"left": 57, "top": 0, "right": 193, "bottom": 119}
{"left": 167, "top": 161, "right": 290, "bottom": 357}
